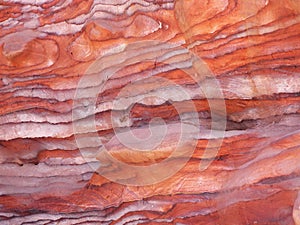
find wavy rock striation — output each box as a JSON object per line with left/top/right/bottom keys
{"left": 0, "top": 0, "right": 300, "bottom": 224}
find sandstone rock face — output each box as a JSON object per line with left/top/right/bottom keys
{"left": 0, "top": 0, "right": 300, "bottom": 224}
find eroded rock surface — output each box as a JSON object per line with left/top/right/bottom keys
{"left": 0, "top": 0, "right": 300, "bottom": 224}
